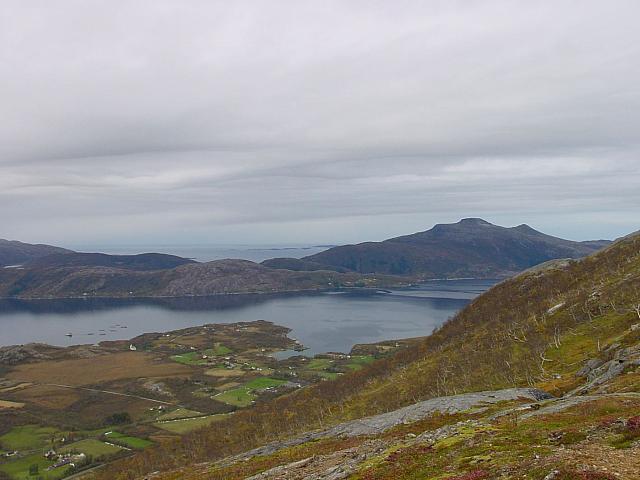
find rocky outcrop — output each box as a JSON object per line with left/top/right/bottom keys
{"left": 0, "top": 343, "right": 61, "bottom": 365}
{"left": 244, "top": 441, "right": 386, "bottom": 480}
{"left": 242, "top": 420, "right": 489, "bottom": 480}
{"left": 225, "top": 388, "right": 551, "bottom": 463}
{"left": 572, "top": 344, "right": 640, "bottom": 394}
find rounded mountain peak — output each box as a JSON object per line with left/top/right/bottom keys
{"left": 512, "top": 224, "right": 539, "bottom": 234}
{"left": 458, "top": 218, "right": 492, "bottom": 226}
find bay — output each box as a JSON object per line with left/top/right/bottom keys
{"left": 0, "top": 280, "right": 496, "bottom": 355}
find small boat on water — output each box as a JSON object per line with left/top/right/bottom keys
{"left": 65, "top": 333, "right": 73, "bottom": 337}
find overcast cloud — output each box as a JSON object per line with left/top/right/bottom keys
{"left": 1, "top": 0, "right": 639, "bottom": 247}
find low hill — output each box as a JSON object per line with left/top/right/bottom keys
{"left": 101, "top": 229, "right": 640, "bottom": 480}
{"left": 0, "top": 239, "right": 72, "bottom": 267}
{"left": 25, "top": 251, "right": 195, "bottom": 271}
{"left": 264, "top": 218, "right": 610, "bottom": 278}
{"left": 0, "top": 258, "right": 397, "bottom": 298}
{"left": 261, "top": 257, "right": 349, "bottom": 273}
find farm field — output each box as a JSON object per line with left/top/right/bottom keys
{"left": 345, "top": 354, "right": 375, "bottom": 370}
{"left": 214, "top": 377, "right": 288, "bottom": 407}
{"left": 170, "top": 343, "right": 233, "bottom": 366}
{"left": 153, "top": 414, "right": 230, "bottom": 434}
{"left": 0, "top": 453, "right": 63, "bottom": 480}
{"left": 6, "top": 352, "right": 190, "bottom": 386}
{"left": 59, "top": 438, "right": 124, "bottom": 457}
{"left": 156, "top": 408, "right": 201, "bottom": 421}
{"left": 103, "top": 432, "right": 153, "bottom": 449}
{"left": 0, "top": 320, "right": 398, "bottom": 479}
{"left": 0, "top": 425, "right": 60, "bottom": 451}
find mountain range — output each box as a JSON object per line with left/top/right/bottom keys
{"left": 0, "top": 220, "right": 611, "bottom": 298}
{"left": 263, "top": 218, "right": 610, "bottom": 278}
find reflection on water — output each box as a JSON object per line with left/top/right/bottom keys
{"left": 0, "top": 280, "right": 496, "bottom": 355}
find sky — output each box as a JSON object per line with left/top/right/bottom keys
{"left": 1, "top": 0, "right": 639, "bottom": 248}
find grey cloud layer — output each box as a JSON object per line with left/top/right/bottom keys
{"left": 1, "top": 1, "right": 639, "bottom": 244}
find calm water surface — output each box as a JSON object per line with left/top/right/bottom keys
{"left": 0, "top": 280, "right": 496, "bottom": 355}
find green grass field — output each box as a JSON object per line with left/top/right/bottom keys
{"left": 60, "top": 438, "right": 124, "bottom": 458}
{"left": 0, "top": 453, "right": 63, "bottom": 480}
{"left": 204, "top": 343, "right": 232, "bottom": 356}
{"left": 306, "top": 358, "right": 333, "bottom": 370}
{"left": 171, "top": 343, "right": 231, "bottom": 365}
{"left": 103, "top": 432, "right": 153, "bottom": 449}
{"left": 214, "top": 388, "right": 255, "bottom": 407}
{"left": 0, "top": 425, "right": 60, "bottom": 451}
{"left": 156, "top": 407, "right": 202, "bottom": 421}
{"left": 346, "top": 355, "right": 376, "bottom": 370}
{"left": 243, "top": 377, "right": 287, "bottom": 389}
{"left": 76, "top": 427, "right": 115, "bottom": 437}
{"left": 170, "top": 351, "right": 204, "bottom": 365}
{"left": 170, "top": 344, "right": 232, "bottom": 365}
{"left": 153, "top": 414, "right": 230, "bottom": 434}
{"left": 214, "top": 377, "right": 287, "bottom": 407}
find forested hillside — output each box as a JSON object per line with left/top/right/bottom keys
{"left": 99, "top": 231, "right": 640, "bottom": 479}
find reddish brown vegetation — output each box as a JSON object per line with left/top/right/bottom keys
{"left": 444, "top": 469, "right": 489, "bottom": 480}
{"left": 557, "top": 469, "right": 616, "bottom": 480}
{"left": 626, "top": 415, "right": 640, "bottom": 430}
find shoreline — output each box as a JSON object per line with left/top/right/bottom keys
{"left": 0, "top": 276, "right": 505, "bottom": 302}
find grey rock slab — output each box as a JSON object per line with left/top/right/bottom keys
{"left": 229, "top": 388, "right": 551, "bottom": 463}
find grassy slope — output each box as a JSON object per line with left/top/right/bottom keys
{"left": 191, "top": 395, "right": 640, "bottom": 480}
{"left": 100, "top": 233, "right": 640, "bottom": 479}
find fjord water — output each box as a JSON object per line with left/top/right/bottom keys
{"left": 0, "top": 280, "right": 495, "bottom": 355}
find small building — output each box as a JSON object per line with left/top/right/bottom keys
{"left": 44, "top": 449, "right": 57, "bottom": 460}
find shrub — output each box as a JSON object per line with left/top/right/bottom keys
{"left": 445, "top": 470, "right": 490, "bottom": 480}
{"left": 556, "top": 468, "right": 616, "bottom": 480}
{"left": 626, "top": 415, "right": 640, "bottom": 430}
{"left": 104, "top": 412, "right": 131, "bottom": 425}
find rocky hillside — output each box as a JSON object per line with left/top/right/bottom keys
{"left": 0, "top": 239, "right": 72, "bottom": 267}
{"left": 0, "top": 258, "right": 396, "bottom": 298}
{"left": 263, "top": 219, "right": 610, "bottom": 278}
{"left": 99, "top": 230, "right": 640, "bottom": 480}
{"left": 24, "top": 252, "right": 195, "bottom": 271}
{"left": 1, "top": 221, "right": 610, "bottom": 298}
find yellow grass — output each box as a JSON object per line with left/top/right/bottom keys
{"left": 171, "top": 334, "right": 208, "bottom": 348}
{"left": 0, "top": 382, "right": 32, "bottom": 393}
{"left": 12, "top": 384, "right": 81, "bottom": 409}
{"left": 0, "top": 399, "right": 25, "bottom": 409}
{"left": 216, "top": 381, "right": 242, "bottom": 391}
{"left": 204, "top": 368, "right": 246, "bottom": 378}
{"left": 7, "top": 352, "right": 191, "bottom": 386}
